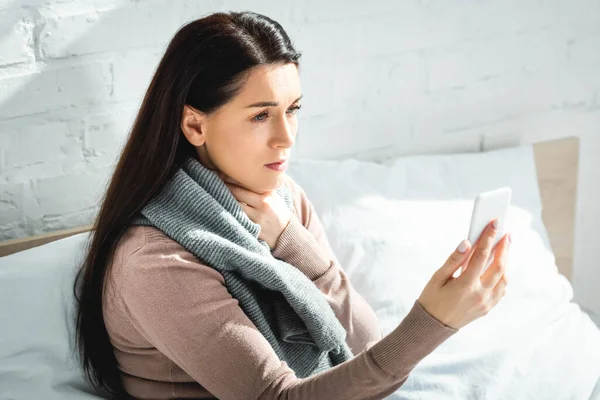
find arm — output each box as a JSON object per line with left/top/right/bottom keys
{"left": 271, "top": 178, "right": 383, "bottom": 352}
{"left": 122, "top": 230, "right": 458, "bottom": 400}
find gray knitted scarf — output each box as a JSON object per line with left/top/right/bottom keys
{"left": 130, "top": 155, "right": 354, "bottom": 378}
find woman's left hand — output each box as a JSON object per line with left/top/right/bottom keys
{"left": 220, "top": 173, "right": 292, "bottom": 249}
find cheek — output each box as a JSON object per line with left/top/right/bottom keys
{"left": 212, "top": 128, "right": 264, "bottom": 169}
{"left": 226, "top": 131, "right": 262, "bottom": 158}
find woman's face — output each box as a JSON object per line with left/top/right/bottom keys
{"left": 181, "top": 63, "right": 302, "bottom": 194}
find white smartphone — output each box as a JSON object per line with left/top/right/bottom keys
{"left": 457, "top": 187, "right": 512, "bottom": 277}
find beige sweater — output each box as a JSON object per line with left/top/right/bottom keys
{"left": 103, "top": 175, "right": 459, "bottom": 400}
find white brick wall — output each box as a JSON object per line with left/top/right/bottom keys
{"left": 1, "top": 0, "right": 599, "bottom": 312}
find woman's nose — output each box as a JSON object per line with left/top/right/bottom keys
{"left": 274, "top": 119, "right": 295, "bottom": 147}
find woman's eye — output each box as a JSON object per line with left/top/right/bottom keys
{"left": 288, "top": 104, "right": 302, "bottom": 115}
{"left": 253, "top": 112, "right": 268, "bottom": 123}
{"left": 252, "top": 105, "right": 302, "bottom": 123}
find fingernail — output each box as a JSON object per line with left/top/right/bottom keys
{"left": 508, "top": 233, "right": 512, "bottom": 243}
{"left": 492, "top": 218, "right": 499, "bottom": 230}
{"left": 457, "top": 239, "right": 469, "bottom": 253}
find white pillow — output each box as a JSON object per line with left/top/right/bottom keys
{"left": 0, "top": 232, "right": 110, "bottom": 400}
{"left": 287, "top": 144, "right": 567, "bottom": 327}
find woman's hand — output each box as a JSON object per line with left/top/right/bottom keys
{"left": 417, "top": 218, "right": 511, "bottom": 330}
{"left": 219, "top": 172, "right": 292, "bottom": 249}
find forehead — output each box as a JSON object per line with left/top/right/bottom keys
{"left": 234, "top": 63, "right": 301, "bottom": 105}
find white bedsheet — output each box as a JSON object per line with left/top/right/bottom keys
{"left": 385, "top": 279, "right": 600, "bottom": 399}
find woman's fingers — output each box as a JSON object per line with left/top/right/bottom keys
{"left": 460, "top": 221, "right": 496, "bottom": 274}
{"left": 434, "top": 239, "right": 472, "bottom": 283}
{"left": 225, "top": 183, "right": 260, "bottom": 208}
{"left": 480, "top": 233, "right": 511, "bottom": 289}
{"left": 461, "top": 220, "right": 498, "bottom": 283}
{"left": 490, "top": 274, "right": 508, "bottom": 306}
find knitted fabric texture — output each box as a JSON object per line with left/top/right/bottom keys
{"left": 129, "top": 156, "right": 354, "bottom": 378}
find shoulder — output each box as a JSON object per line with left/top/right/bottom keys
{"left": 116, "top": 224, "right": 186, "bottom": 258}
{"left": 119, "top": 225, "right": 226, "bottom": 287}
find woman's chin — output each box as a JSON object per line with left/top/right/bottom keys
{"left": 250, "top": 174, "right": 287, "bottom": 194}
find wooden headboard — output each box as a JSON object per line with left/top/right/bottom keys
{"left": 0, "top": 136, "right": 580, "bottom": 282}
{"left": 532, "top": 136, "right": 579, "bottom": 281}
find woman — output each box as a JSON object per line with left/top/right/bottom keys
{"left": 74, "top": 11, "right": 510, "bottom": 400}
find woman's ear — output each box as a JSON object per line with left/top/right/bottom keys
{"left": 181, "top": 105, "right": 207, "bottom": 147}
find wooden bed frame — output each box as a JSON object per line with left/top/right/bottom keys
{"left": 0, "top": 136, "right": 580, "bottom": 282}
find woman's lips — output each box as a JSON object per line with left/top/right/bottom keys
{"left": 264, "top": 159, "right": 288, "bottom": 171}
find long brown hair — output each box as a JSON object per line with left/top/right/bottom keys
{"left": 73, "top": 11, "right": 302, "bottom": 398}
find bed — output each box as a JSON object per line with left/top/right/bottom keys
{"left": 1, "top": 136, "right": 599, "bottom": 399}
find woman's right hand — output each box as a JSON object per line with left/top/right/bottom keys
{"left": 417, "top": 219, "right": 511, "bottom": 330}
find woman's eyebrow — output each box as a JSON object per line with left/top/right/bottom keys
{"left": 245, "top": 94, "right": 303, "bottom": 108}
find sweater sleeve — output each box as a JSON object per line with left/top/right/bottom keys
{"left": 121, "top": 230, "right": 459, "bottom": 400}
